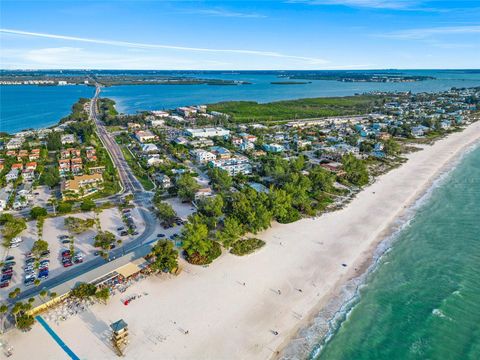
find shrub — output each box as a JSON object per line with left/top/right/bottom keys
{"left": 186, "top": 241, "right": 222, "bottom": 265}
{"left": 230, "top": 238, "right": 266, "bottom": 256}
{"left": 30, "top": 206, "right": 47, "bottom": 219}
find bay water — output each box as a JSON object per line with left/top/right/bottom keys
{"left": 2, "top": 70, "right": 480, "bottom": 134}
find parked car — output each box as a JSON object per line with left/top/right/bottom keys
{"left": 117, "top": 227, "right": 125, "bottom": 231}
{"left": 24, "top": 279, "right": 35, "bottom": 286}
{"left": 40, "top": 250, "right": 50, "bottom": 257}
{"left": 63, "top": 261, "right": 72, "bottom": 268}
{"left": 0, "top": 281, "right": 10, "bottom": 288}
{"left": 62, "top": 239, "right": 71, "bottom": 244}
{"left": 5, "top": 255, "right": 14, "bottom": 261}
{"left": 59, "top": 235, "right": 69, "bottom": 240}
{"left": 120, "top": 231, "right": 128, "bottom": 236}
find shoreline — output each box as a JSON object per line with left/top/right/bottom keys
{"left": 4, "top": 123, "right": 480, "bottom": 359}
{"left": 276, "top": 124, "right": 480, "bottom": 359}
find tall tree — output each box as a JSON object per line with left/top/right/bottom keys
{"left": 176, "top": 174, "right": 200, "bottom": 202}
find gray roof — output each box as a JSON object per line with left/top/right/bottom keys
{"left": 110, "top": 319, "right": 128, "bottom": 332}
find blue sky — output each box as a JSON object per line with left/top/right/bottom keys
{"left": 1, "top": 0, "right": 479, "bottom": 69}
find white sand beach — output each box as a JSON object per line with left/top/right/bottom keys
{"left": 4, "top": 121, "right": 480, "bottom": 360}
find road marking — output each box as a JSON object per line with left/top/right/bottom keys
{"left": 35, "top": 315, "right": 80, "bottom": 360}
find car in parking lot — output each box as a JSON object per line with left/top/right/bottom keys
{"left": 62, "top": 239, "right": 71, "bottom": 244}
{"left": 1, "top": 274, "right": 12, "bottom": 282}
{"left": 120, "top": 231, "right": 128, "bottom": 236}
{"left": 59, "top": 235, "right": 69, "bottom": 240}
{"left": 117, "top": 227, "right": 125, "bottom": 231}
{"left": 24, "top": 278, "right": 35, "bottom": 286}
{"left": 2, "top": 269, "right": 13, "bottom": 275}
{"left": 5, "top": 255, "right": 14, "bottom": 261}
{"left": 40, "top": 250, "right": 50, "bottom": 257}
{"left": 0, "top": 281, "right": 10, "bottom": 288}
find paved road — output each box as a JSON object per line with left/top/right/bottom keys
{"left": 5, "top": 86, "right": 157, "bottom": 306}
{"left": 90, "top": 86, "right": 144, "bottom": 194}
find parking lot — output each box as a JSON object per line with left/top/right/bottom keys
{"left": 0, "top": 206, "right": 145, "bottom": 299}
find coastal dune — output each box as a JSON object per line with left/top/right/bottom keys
{"left": 4, "top": 121, "right": 480, "bottom": 360}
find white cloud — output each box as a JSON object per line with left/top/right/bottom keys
{"left": 0, "top": 28, "right": 327, "bottom": 65}
{"left": 381, "top": 25, "right": 480, "bottom": 39}
{"left": 287, "top": 0, "right": 421, "bottom": 10}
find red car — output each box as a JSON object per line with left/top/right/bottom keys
{"left": 0, "top": 281, "right": 9, "bottom": 288}
{"left": 63, "top": 261, "right": 73, "bottom": 268}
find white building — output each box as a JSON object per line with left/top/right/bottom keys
{"left": 191, "top": 149, "right": 216, "bottom": 163}
{"left": 209, "top": 156, "right": 252, "bottom": 176}
{"left": 151, "top": 110, "right": 169, "bottom": 118}
{"left": 141, "top": 143, "right": 159, "bottom": 153}
{"left": 185, "top": 127, "right": 230, "bottom": 138}
{"left": 135, "top": 130, "right": 156, "bottom": 143}
{"left": 151, "top": 119, "right": 165, "bottom": 127}
{"left": 6, "top": 138, "right": 24, "bottom": 150}
{"left": 61, "top": 134, "right": 75, "bottom": 145}
{"left": 6, "top": 169, "right": 19, "bottom": 182}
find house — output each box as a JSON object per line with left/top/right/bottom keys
{"left": 11, "top": 163, "right": 23, "bottom": 170}
{"left": 151, "top": 110, "right": 169, "bottom": 118}
{"left": 17, "top": 150, "right": 29, "bottom": 160}
{"left": 85, "top": 147, "right": 97, "bottom": 161}
{"left": 6, "top": 138, "right": 23, "bottom": 150}
{"left": 6, "top": 169, "right": 19, "bottom": 182}
{"left": 210, "top": 146, "right": 231, "bottom": 159}
{"left": 195, "top": 187, "right": 213, "bottom": 200}
{"left": 240, "top": 133, "right": 257, "bottom": 143}
{"left": 6, "top": 150, "right": 17, "bottom": 157}
{"left": 141, "top": 143, "right": 159, "bottom": 154}
{"left": 209, "top": 156, "right": 252, "bottom": 176}
{"left": 185, "top": 127, "right": 230, "bottom": 138}
{"left": 191, "top": 149, "right": 216, "bottom": 164}
{"left": 151, "top": 119, "right": 165, "bottom": 127}
{"left": 88, "top": 166, "right": 106, "bottom": 174}
{"left": 263, "top": 143, "right": 285, "bottom": 153}
{"left": 146, "top": 156, "right": 164, "bottom": 167}
{"left": 135, "top": 130, "right": 156, "bottom": 143}
{"left": 231, "top": 137, "right": 243, "bottom": 146}
{"left": 177, "top": 106, "right": 198, "bottom": 117}
{"left": 155, "top": 174, "right": 171, "bottom": 188}
{"left": 70, "top": 158, "right": 83, "bottom": 174}
{"left": 128, "top": 122, "right": 142, "bottom": 130}
{"left": 59, "top": 159, "right": 71, "bottom": 174}
{"left": 440, "top": 120, "right": 451, "bottom": 130}
{"left": 61, "top": 173, "right": 104, "bottom": 199}
{"left": 29, "top": 149, "right": 41, "bottom": 161}
{"left": 295, "top": 139, "right": 312, "bottom": 149}
{"left": 22, "top": 169, "right": 35, "bottom": 181}
{"left": 173, "top": 137, "right": 188, "bottom": 145}
{"left": 60, "top": 149, "right": 71, "bottom": 159}
{"left": 411, "top": 125, "right": 429, "bottom": 138}
{"left": 25, "top": 162, "right": 37, "bottom": 170}
{"left": 189, "top": 138, "right": 214, "bottom": 148}
{"left": 61, "top": 134, "right": 75, "bottom": 145}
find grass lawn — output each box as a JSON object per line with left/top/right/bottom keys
{"left": 119, "top": 145, "right": 155, "bottom": 191}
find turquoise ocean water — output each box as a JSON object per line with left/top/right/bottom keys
{"left": 2, "top": 70, "right": 480, "bottom": 133}
{"left": 314, "top": 144, "right": 480, "bottom": 360}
